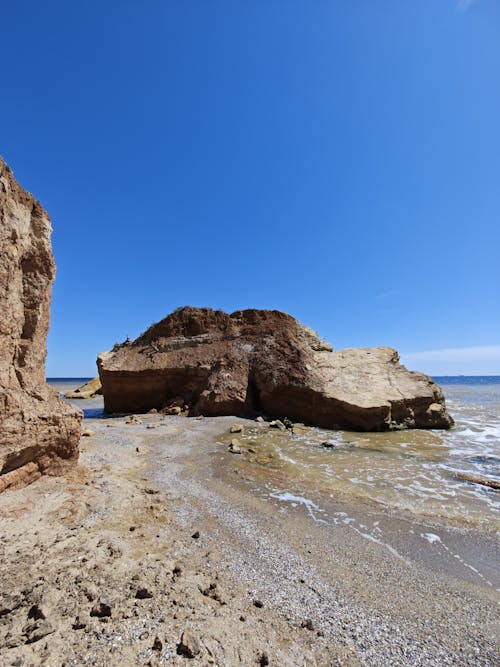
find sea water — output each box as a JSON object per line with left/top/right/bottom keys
{"left": 50, "top": 377, "right": 500, "bottom": 530}
{"left": 229, "top": 377, "right": 500, "bottom": 531}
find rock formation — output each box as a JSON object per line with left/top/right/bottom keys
{"left": 98, "top": 307, "right": 453, "bottom": 431}
{"left": 64, "top": 376, "right": 102, "bottom": 399}
{"left": 0, "top": 157, "right": 81, "bottom": 492}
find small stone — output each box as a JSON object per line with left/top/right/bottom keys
{"left": 135, "top": 587, "right": 153, "bottom": 600}
{"left": 253, "top": 599, "right": 264, "bottom": 608}
{"left": 163, "top": 406, "right": 182, "bottom": 416}
{"left": 140, "top": 631, "right": 149, "bottom": 640}
{"left": 81, "top": 429, "right": 94, "bottom": 437}
{"left": 148, "top": 408, "right": 158, "bottom": 414}
{"left": 228, "top": 439, "right": 242, "bottom": 454}
{"left": 152, "top": 636, "right": 162, "bottom": 651}
{"left": 255, "top": 416, "right": 265, "bottom": 423}
{"left": 27, "top": 604, "right": 45, "bottom": 621}
{"left": 301, "top": 619, "right": 315, "bottom": 631}
{"left": 177, "top": 629, "right": 201, "bottom": 658}
{"left": 230, "top": 424, "right": 243, "bottom": 433}
{"left": 191, "top": 530, "right": 201, "bottom": 539}
{"left": 90, "top": 601, "right": 112, "bottom": 618}
{"left": 269, "top": 420, "right": 286, "bottom": 431}
{"left": 24, "top": 620, "right": 55, "bottom": 644}
{"left": 259, "top": 653, "right": 270, "bottom": 666}
{"left": 0, "top": 593, "right": 22, "bottom": 616}
{"left": 321, "top": 441, "right": 336, "bottom": 449}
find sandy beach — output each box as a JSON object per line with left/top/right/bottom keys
{"left": 1, "top": 398, "right": 498, "bottom": 666}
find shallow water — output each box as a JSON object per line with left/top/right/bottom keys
{"left": 225, "top": 378, "right": 500, "bottom": 531}
{"left": 50, "top": 377, "right": 500, "bottom": 529}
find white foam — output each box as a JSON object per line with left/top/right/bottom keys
{"left": 269, "top": 491, "right": 327, "bottom": 523}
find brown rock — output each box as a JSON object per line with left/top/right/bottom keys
{"left": 97, "top": 307, "right": 453, "bottom": 431}
{"left": 64, "top": 376, "right": 102, "bottom": 399}
{"left": 0, "top": 157, "right": 81, "bottom": 492}
{"left": 228, "top": 439, "right": 242, "bottom": 454}
{"left": 177, "top": 629, "right": 201, "bottom": 658}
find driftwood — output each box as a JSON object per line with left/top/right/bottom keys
{"left": 456, "top": 472, "right": 500, "bottom": 490}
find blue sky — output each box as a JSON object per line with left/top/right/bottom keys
{"left": 1, "top": 1, "right": 499, "bottom": 376}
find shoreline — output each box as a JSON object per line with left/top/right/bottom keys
{"left": 1, "top": 405, "right": 498, "bottom": 665}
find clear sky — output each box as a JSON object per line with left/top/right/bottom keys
{"left": 1, "top": 1, "right": 499, "bottom": 376}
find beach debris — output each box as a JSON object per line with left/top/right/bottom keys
{"left": 456, "top": 472, "right": 500, "bottom": 490}
{"left": 230, "top": 423, "right": 243, "bottom": 433}
{"left": 81, "top": 429, "right": 95, "bottom": 437}
{"left": 177, "top": 629, "right": 201, "bottom": 658}
{"left": 228, "top": 439, "right": 242, "bottom": 454}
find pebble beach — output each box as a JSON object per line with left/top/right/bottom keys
{"left": 1, "top": 383, "right": 498, "bottom": 666}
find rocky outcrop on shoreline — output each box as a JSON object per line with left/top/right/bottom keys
{"left": 64, "top": 376, "right": 102, "bottom": 399}
{"left": 97, "top": 307, "right": 453, "bottom": 431}
{"left": 0, "top": 157, "right": 81, "bottom": 492}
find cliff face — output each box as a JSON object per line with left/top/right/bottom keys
{"left": 98, "top": 307, "right": 453, "bottom": 431}
{"left": 0, "top": 157, "right": 81, "bottom": 491}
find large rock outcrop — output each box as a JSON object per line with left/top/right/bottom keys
{"left": 98, "top": 307, "right": 453, "bottom": 431}
{"left": 0, "top": 157, "right": 81, "bottom": 492}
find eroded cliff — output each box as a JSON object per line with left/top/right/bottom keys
{"left": 0, "top": 157, "right": 81, "bottom": 491}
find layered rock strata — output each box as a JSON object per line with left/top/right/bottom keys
{"left": 0, "top": 157, "right": 81, "bottom": 491}
{"left": 98, "top": 307, "right": 452, "bottom": 431}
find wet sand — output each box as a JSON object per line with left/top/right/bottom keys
{"left": 0, "top": 404, "right": 498, "bottom": 666}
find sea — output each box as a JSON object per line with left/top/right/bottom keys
{"left": 50, "top": 376, "right": 500, "bottom": 531}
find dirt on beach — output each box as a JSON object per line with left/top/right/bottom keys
{"left": 0, "top": 405, "right": 498, "bottom": 666}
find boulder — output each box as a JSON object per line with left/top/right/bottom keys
{"left": 0, "top": 157, "right": 81, "bottom": 492}
{"left": 97, "top": 307, "right": 453, "bottom": 431}
{"left": 64, "top": 376, "right": 102, "bottom": 399}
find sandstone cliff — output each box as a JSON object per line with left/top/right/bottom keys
{"left": 0, "top": 157, "right": 81, "bottom": 492}
{"left": 98, "top": 307, "right": 453, "bottom": 431}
